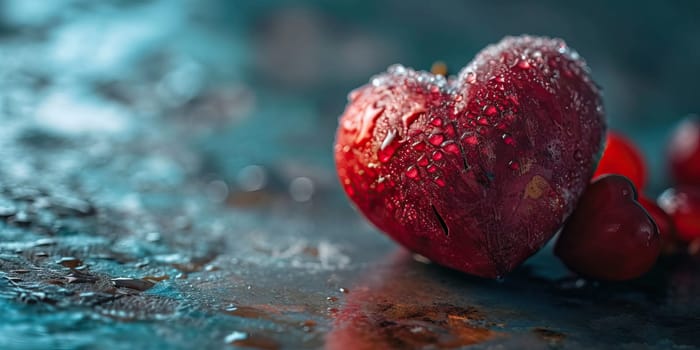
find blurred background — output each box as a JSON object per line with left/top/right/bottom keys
{"left": 0, "top": 1, "right": 699, "bottom": 348}
{"left": 2, "top": 0, "right": 698, "bottom": 196}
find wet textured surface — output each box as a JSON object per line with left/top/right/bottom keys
{"left": 0, "top": 1, "right": 699, "bottom": 349}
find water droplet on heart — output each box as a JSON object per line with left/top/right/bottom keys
{"left": 441, "top": 141, "right": 460, "bottom": 155}
{"left": 426, "top": 164, "right": 438, "bottom": 173}
{"left": 494, "top": 75, "right": 505, "bottom": 83}
{"left": 412, "top": 141, "right": 426, "bottom": 151}
{"left": 477, "top": 117, "right": 489, "bottom": 126}
{"left": 388, "top": 64, "right": 407, "bottom": 75}
{"left": 517, "top": 60, "right": 531, "bottom": 69}
{"left": 401, "top": 105, "right": 426, "bottom": 129}
{"left": 502, "top": 133, "right": 515, "bottom": 146}
{"left": 380, "top": 129, "right": 397, "bottom": 151}
{"left": 406, "top": 166, "right": 419, "bottom": 179}
{"left": 430, "top": 118, "right": 443, "bottom": 127}
{"left": 417, "top": 155, "right": 429, "bottom": 167}
{"left": 379, "top": 139, "right": 401, "bottom": 163}
{"left": 432, "top": 151, "right": 443, "bottom": 161}
{"left": 463, "top": 134, "right": 478, "bottom": 146}
{"left": 444, "top": 124, "right": 456, "bottom": 137}
{"left": 450, "top": 105, "right": 463, "bottom": 119}
{"left": 355, "top": 103, "right": 385, "bottom": 144}
{"left": 434, "top": 177, "right": 446, "bottom": 187}
{"left": 376, "top": 179, "right": 386, "bottom": 192}
{"left": 465, "top": 71, "right": 477, "bottom": 84}
{"left": 508, "top": 160, "right": 520, "bottom": 170}
{"left": 484, "top": 106, "right": 498, "bottom": 117}
{"left": 429, "top": 134, "right": 444, "bottom": 146}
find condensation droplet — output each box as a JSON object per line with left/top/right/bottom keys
{"left": 431, "top": 151, "right": 443, "bottom": 161}
{"left": 406, "top": 166, "right": 419, "bottom": 179}
{"left": 378, "top": 141, "right": 400, "bottom": 163}
{"left": 430, "top": 118, "right": 443, "bottom": 127}
{"left": 434, "top": 177, "right": 446, "bottom": 187}
{"left": 484, "top": 106, "right": 498, "bottom": 117}
{"left": 517, "top": 60, "right": 531, "bottom": 69}
{"left": 444, "top": 124, "right": 456, "bottom": 137}
{"left": 502, "top": 133, "right": 515, "bottom": 146}
{"left": 465, "top": 71, "right": 477, "bottom": 84}
{"left": 508, "top": 160, "right": 520, "bottom": 170}
{"left": 428, "top": 134, "right": 444, "bottom": 146}
{"left": 355, "top": 103, "right": 385, "bottom": 144}
{"left": 441, "top": 141, "right": 460, "bottom": 155}
{"left": 380, "top": 129, "right": 397, "bottom": 151}
{"left": 412, "top": 141, "right": 426, "bottom": 151}
{"left": 417, "top": 155, "right": 429, "bottom": 167}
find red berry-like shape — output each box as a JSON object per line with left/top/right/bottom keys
{"left": 657, "top": 186, "right": 700, "bottom": 242}
{"left": 335, "top": 36, "right": 605, "bottom": 278}
{"left": 639, "top": 196, "right": 676, "bottom": 253}
{"left": 555, "top": 175, "right": 660, "bottom": 281}
{"left": 668, "top": 116, "right": 700, "bottom": 186}
{"left": 593, "top": 131, "right": 646, "bottom": 190}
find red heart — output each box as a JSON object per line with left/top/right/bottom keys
{"left": 334, "top": 35, "right": 605, "bottom": 278}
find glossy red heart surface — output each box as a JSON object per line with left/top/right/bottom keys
{"left": 334, "top": 36, "right": 606, "bottom": 278}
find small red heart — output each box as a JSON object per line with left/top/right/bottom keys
{"left": 555, "top": 175, "right": 660, "bottom": 281}
{"left": 334, "top": 35, "right": 605, "bottom": 278}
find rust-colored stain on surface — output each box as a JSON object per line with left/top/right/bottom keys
{"left": 524, "top": 175, "right": 550, "bottom": 200}
{"left": 327, "top": 302, "right": 500, "bottom": 349}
